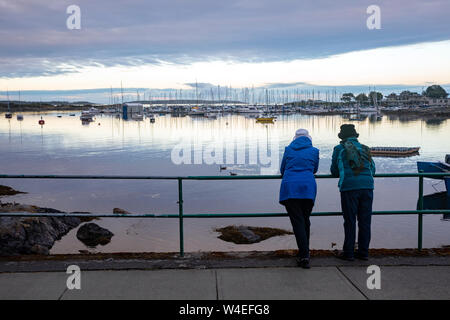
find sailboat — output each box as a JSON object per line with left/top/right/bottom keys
{"left": 16, "top": 90, "right": 23, "bottom": 121}
{"left": 373, "top": 91, "right": 382, "bottom": 121}
{"left": 5, "top": 89, "right": 12, "bottom": 118}
{"left": 256, "top": 89, "right": 275, "bottom": 123}
{"left": 349, "top": 96, "right": 363, "bottom": 121}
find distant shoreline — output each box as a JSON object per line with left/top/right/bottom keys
{"left": 1, "top": 103, "right": 449, "bottom": 118}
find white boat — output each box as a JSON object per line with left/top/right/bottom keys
{"left": 102, "top": 107, "right": 118, "bottom": 113}
{"left": 80, "top": 111, "right": 94, "bottom": 121}
{"left": 88, "top": 107, "right": 99, "bottom": 114}
{"left": 205, "top": 113, "right": 217, "bottom": 119}
{"left": 237, "top": 106, "right": 261, "bottom": 113}
{"left": 131, "top": 114, "right": 144, "bottom": 121}
{"left": 188, "top": 108, "right": 205, "bottom": 116}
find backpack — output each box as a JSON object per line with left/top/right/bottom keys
{"left": 339, "top": 140, "right": 372, "bottom": 176}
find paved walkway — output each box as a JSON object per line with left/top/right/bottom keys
{"left": 1, "top": 265, "right": 449, "bottom": 299}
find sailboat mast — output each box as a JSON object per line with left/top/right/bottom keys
{"left": 7, "top": 89, "right": 10, "bottom": 112}
{"left": 195, "top": 79, "right": 198, "bottom": 106}
{"left": 120, "top": 81, "right": 124, "bottom": 105}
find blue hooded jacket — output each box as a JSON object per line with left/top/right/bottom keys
{"left": 279, "top": 136, "right": 320, "bottom": 203}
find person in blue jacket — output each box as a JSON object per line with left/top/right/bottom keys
{"left": 280, "top": 129, "right": 319, "bottom": 269}
{"left": 330, "top": 124, "right": 376, "bottom": 261}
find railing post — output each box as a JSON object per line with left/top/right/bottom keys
{"left": 178, "top": 178, "right": 184, "bottom": 257}
{"left": 418, "top": 172, "right": 424, "bottom": 251}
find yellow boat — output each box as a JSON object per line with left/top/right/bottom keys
{"left": 256, "top": 117, "right": 275, "bottom": 123}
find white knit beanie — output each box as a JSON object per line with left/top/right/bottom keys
{"left": 293, "top": 128, "right": 312, "bottom": 141}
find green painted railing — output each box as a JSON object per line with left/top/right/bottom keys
{"left": 1, "top": 172, "right": 449, "bottom": 256}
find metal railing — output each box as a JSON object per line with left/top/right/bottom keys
{"left": 1, "top": 172, "right": 449, "bottom": 256}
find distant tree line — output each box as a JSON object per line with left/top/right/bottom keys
{"left": 340, "top": 85, "right": 448, "bottom": 105}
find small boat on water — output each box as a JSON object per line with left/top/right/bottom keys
{"left": 16, "top": 114, "right": 23, "bottom": 121}
{"left": 204, "top": 113, "right": 217, "bottom": 119}
{"left": 417, "top": 155, "right": 450, "bottom": 196}
{"left": 132, "top": 114, "right": 144, "bottom": 121}
{"left": 188, "top": 109, "right": 205, "bottom": 116}
{"left": 87, "top": 107, "right": 100, "bottom": 114}
{"left": 256, "top": 117, "right": 275, "bottom": 123}
{"left": 420, "top": 191, "right": 450, "bottom": 220}
{"left": 237, "top": 106, "right": 261, "bottom": 114}
{"left": 4, "top": 90, "right": 12, "bottom": 118}
{"left": 80, "top": 111, "right": 94, "bottom": 122}
{"left": 370, "top": 147, "right": 420, "bottom": 157}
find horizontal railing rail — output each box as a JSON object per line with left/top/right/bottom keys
{"left": 1, "top": 172, "right": 449, "bottom": 256}
{"left": 1, "top": 172, "right": 449, "bottom": 179}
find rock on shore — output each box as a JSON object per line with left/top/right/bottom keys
{"left": 0, "top": 203, "right": 82, "bottom": 256}
{"left": 113, "top": 208, "right": 131, "bottom": 214}
{"left": 0, "top": 185, "right": 26, "bottom": 196}
{"left": 76, "top": 223, "right": 114, "bottom": 247}
{"left": 215, "top": 225, "right": 293, "bottom": 244}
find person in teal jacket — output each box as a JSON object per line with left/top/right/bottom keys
{"left": 330, "top": 124, "right": 375, "bottom": 261}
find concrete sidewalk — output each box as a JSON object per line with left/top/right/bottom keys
{"left": 1, "top": 265, "right": 449, "bottom": 300}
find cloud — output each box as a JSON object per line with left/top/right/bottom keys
{"left": 184, "top": 83, "right": 216, "bottom": 89}
{"left": 261, "top": 82, "right": 310, "bottom": 89}
{"left": 0, "top": 0, "right": 449, "bottom": 78}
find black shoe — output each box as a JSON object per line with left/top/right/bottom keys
{"left": 355, "top": 252, "right": 369, "bottom": 261}
{"left": 297, "top": 258, "right": 311, "bottom": 269}
{"left": 336, "top": 252, "right": 355, "bottom": 261}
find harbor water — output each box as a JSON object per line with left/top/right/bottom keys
{"left": 0, "top": 111, "right": 449, "bottom": 253}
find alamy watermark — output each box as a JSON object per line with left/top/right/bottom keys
{"left": 170, "top": 133, "right": 280, "bottom": 174}
{"left": 66, "top": 5, "right": 81, "bottom": 30}
{"left": 66, "top": 265, "right": 81, "bottom": 290}
{"left": 366, "top": 5, "right": 381, "bottom": 30}
{"left": 366, "top": 265, "right": 381, "bottom": 290}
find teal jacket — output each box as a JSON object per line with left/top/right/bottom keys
{"left": 330, "top": 137, "right": 376, "bottom": 192}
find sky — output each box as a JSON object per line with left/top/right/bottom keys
{"left": 0, "top": 0, "right": 449, "bottom": 102}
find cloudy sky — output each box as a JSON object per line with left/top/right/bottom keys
{"left": 0, "top": 0, "right": 449, "bottom": 102}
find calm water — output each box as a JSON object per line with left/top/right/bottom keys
{"left": 0, "top": 111, "right": 449, "bottom": 253}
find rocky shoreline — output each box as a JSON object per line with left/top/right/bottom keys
{"left": 0, "top": 202, "right": 83, "bottom": 255}
{"left": 0, "top": 185, "right": 99, "bottom": 255}
{"left": 0, "top": 201, "right": 116, "bottom": 256}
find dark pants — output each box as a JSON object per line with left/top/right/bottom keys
{"left": 282, "top": 199, "right": 314, "bottom": 259}
{"left": 340, "top": 189, "right": 373, "bottom": 258}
